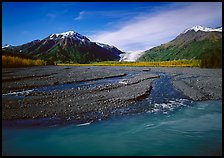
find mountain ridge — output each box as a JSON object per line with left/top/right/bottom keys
{"left": 182, "top": 26, "right": 222, "bottom": 34}
{"left": 2, "top": 30, "right": 124, "bottom": 64}
{"left": 138, "top": 25, "right": 222, "bottom": 64}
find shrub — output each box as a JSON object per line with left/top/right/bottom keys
{"left": 200, "top": 47, "right": 222, "bottom": 68}
{"left": 2, "top": 55, "right": 46, "bottom": 68}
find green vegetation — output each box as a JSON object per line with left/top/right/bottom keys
{"left": 7, "top": 42, "right": 121, "bottom": 65}
{"left": 138, "top": 39, "right": 222, "bottom": 62}
{"left": 57, "top": 59, "right": 201, "bottom": 67}
{"left": 138, "top": 38, "right": 222, "bottom": 68}
{"left": 31, "top": 45, "right": 116, "bottom": 64}
{"left": 35, "top": 45, "right": 87, "bottom": 64}
{"left": 3, "top": 37, "right": 221, "bottom": 68}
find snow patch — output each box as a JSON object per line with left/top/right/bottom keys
{"left": 49, "top": 31, "right": 90, "bottom": 42}
{"left": 2, "top": 44, "right": 12, "bottom": 48}
{"left": 96, "top": 42, "right": 114, "bottom": 49}
{"left": 183, "top": 26, "right": 222, "bottom": 34}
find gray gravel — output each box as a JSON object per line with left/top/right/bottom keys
{"left": 2, "top": 66, "right": 159, "bottom": 120}
{"left": 150, "top": 67, "right": 222, "bottom": 101}
{"left": 2, "top": 66, "right": 127, "bottom": 93}
{"left": 2, "top": 66, "right": 222, "bottom": 121}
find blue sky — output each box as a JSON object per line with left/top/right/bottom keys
{"left": 2, "top": 2, "right": 222, "bottom": 56}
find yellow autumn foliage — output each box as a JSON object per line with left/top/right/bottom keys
{"left": 2, "top": 55, "right": 46, "bottom": 67}
{"left": 58, "top": 59, "right": 201, "bottom": 67}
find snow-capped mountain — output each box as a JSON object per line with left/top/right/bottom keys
{"left": 2, "top": 44, "right": 13, "bottom": 48}
{"left": 48, "top": 31, "right": 90, "bottom": 42}
{"left": 2, "top": 31, "right": 124, "bottom": 64}
{"left": 122, "top": 25, "right": 222, "bottom": 62}
{"left": 138, "top": 25, "right": 222, "bottom": 62}
{"left": 182, "top": 26, "right": 222, "bottom": 34}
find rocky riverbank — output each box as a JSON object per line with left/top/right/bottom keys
{"left": 150, "top": 67, "right": 222, "bottom": 101}
{"left": 2, "top": 66, "right": 222, "bottom": 124}
{"left": 2, "top": 66, "right": 159, "bottom": 121}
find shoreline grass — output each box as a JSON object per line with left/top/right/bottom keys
{"left": 2, "top": 55, "right": 47, "bottom": 68}
{"left": 57, "top": 59, "right": 201, "bottom": 67}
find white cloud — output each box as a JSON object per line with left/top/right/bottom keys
{"left": 90, "top": 2, "right": 222, "bottom": 60}
{"left": 74, "top": 11, "right": 86, "bottom": 21}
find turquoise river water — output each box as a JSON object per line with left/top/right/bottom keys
{"left": 2, "top": 72, "right": 222, "bottom": 156}
{"left": 2, "top": 100, "right": 222, "bottom": 156}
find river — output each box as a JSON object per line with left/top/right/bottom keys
{"left": 2, "top": 71, "right": 222, "bottom": 156}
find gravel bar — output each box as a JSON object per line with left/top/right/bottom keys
{"left": 150, "top": 67, "right": 222, "bottom": 101}
{"left": 2, "top": 66, "right": 222, "bottom": 122}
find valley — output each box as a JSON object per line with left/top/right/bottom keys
{"left": 2, "top": 2, "right": 222, "bottom": 156}
{"left": 2, "top": 26, "right": 222, "bottom": 127}
{"left": 3, "top": 26, "right": 222, "bottom": 68}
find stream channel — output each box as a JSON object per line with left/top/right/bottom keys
{"left": 2, "top": 71, "right": 222, "bottom": 156}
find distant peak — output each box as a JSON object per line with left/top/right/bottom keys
{"left": 49, "top": 30, "right": 90, "bottom": 41}
{"left": 50, "top": 30, "right": 75, "bottom": 38}
{"left": 57, "top": 31, "right": 75, "bottom": 36}
{"left": 2, "top": 44, "right": 12, "bottom": 48}
{"left": 182, "top": 26, "right": 222, "bottom": 34}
